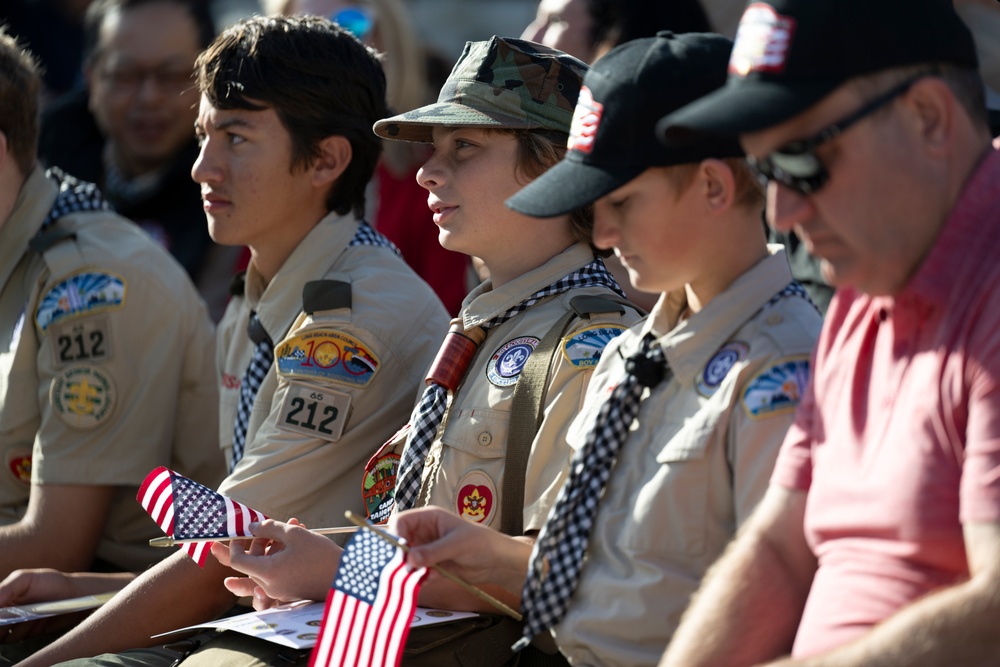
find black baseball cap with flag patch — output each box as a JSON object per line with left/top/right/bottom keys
{"left": 658, "top": 0, "right": 979, "bottom": 145}
{"left": 506, "top": 32, "right": 742, "bottom": 219}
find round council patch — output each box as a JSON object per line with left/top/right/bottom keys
{"left": 49, "top": 365, "right": 116, "bottom": 429}
{"left": 486, "top": 336, "right": 539, "bottom": 387}
{"left": 5, "top": 445, "right": 32, "bottom": 486}
{"left": 455, "top": 470, "right": 497, "bottom": 526}
{"left": 697, "top": 341, "right": 749, "bottom": 397}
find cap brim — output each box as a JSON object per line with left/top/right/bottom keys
{"left": 506, "top": 155, "right": 644, "bottom": 219}
{"left": 658, "top": 78, "right": 839, "bottom": 147}
{"left": 373, "top": 102, "right": 542, "bottom": 143}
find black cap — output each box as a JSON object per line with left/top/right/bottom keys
{"left": 506, "top": 32, "right": 742, "bottom": 219}
{"left": 658, "top": 0, "right": 979, "bottom": 144}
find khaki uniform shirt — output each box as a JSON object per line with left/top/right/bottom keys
{"left": 555, "top": 248, "right": 822, "bottom": 666}
{"left": 416, "top": 244, "right": 642, "bottom": 533}
{"left": 217, "top": 214, "right": 448, "bottom": 527}
{"left": 0, "top": 168, "right": 222, "bottom": 571}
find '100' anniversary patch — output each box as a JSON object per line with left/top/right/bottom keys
{"left": 275, "top": 330, "right": 380, "bottom": 387}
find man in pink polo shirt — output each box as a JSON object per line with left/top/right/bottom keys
{"left": 657, "top": 0, "right": 1000, "bottom": 665}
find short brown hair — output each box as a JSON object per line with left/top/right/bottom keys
{"left": 0, "top": 28, "right": 41, "bottom": 174}
{"left": 664, "top": 158, "right": 764, "bottom": 212}
{"left": 494, "top": 128, "right": 611, "bottom": 258}
{"left": 196, "top": 15, "right": 387, "bottom": 219}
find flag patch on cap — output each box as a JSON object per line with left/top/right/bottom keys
{"left": 567, "top": 86, "right": 603, "bottom": 154}
{"left": 729, "top": 3, "right": 797, "bottom": 76}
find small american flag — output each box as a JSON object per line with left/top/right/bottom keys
{"left": 137, "top": 466, "right": 267, "bottom": 567}
{"left": 310, "top": 528, "right": 427, "bottom": 667}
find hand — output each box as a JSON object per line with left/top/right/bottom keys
{"left": 210, "top": 519, "right": 341, "bottom": 607}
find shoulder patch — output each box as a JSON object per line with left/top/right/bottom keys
{"left": 6, "top": 445, "right": 32, "bottom": 486}
{"left": 456, "top": 470, "right": 497, "bottom": 526}
{"left": 275, "top": 330, "right": 380, "bottom": 387}
{"left": 49, "top": 315, "right": 113, "bottom": 368}
{"left": 742, "top": 357, "right": 810, "bottom": 419}
{"left": 561, "top": 324, "right": 627, "bottom": 369}
{"left": 697, "top": 341, "right": 750, "bottom": 397}
{"left": 49, "top": 364, "right": 116, "bottom": 429}
{"left": 276, "top": 380, "right": 352, "bottom": 442}
{"left": 36, "top": 271, "right": 126, "bottom": 331}
{"left": 486, "top": 336, "right": 539, "bottom": 387}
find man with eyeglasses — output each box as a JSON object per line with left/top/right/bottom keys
{"left": 38, "top": 0, "right": 238, "bottom": 321}
{"left": 658, "top": 0, "right": 1000, "bottom": 665}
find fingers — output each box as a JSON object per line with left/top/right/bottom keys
{"left": 222, "top": 576, "right": 258, "bottom": 598}
{"left": 210, "top": 541, "right": 231, "bottom": 567}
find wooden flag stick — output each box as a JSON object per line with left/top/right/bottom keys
{"left": 149, "top": 525, "right": 359, "bottom": 547}
{"left": 343, "top": 511, "right": 523, "bottom": 622}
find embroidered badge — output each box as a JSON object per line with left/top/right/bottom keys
{"left": 729, "top": 3, "right": 797, "bottom": 77}
{"left": 276, "top": 381, "right": 351, "bottom": 442}
{"left": 456, "top": 471, "right": 496, "bottom": 526}
{"left": 6, "top": 446, "right": 31, "bottom": 486}
{"left": 562, "top": 324, "right": 627, "bottom": 369}
{"left": 697, "top": 341, "right": 750, "bottom": 397}
{"left": 35, "top": 271, "right": 126, "bottom": 331}
{"left": 742, "top": 357, "right": 810, "bottom": 419}
{"left": 363, "top": 451, "right": 400, "bottom": 525}
{"left": 486, "top": 336, "right": 540, "bottom": 387}
{"left": 49, "top": 365, "right": 116, "bottom": 429}
{"left": 567, "top": 86, "right": 604, "bottom": 154}
{"left": 49, "top": 315, "right": 113, "bottom": 368}
{"left": 275, "top": 330, "right": 380, "bottom": 388}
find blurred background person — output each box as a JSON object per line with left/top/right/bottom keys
{"left": 35, "top": 0, "right": 241, "bottom": 321}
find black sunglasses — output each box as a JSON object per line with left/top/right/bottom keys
{"left": 746, "top": 72, "right": 934, "bottom": 195}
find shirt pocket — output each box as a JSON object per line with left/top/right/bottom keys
{"left": 437, "top": 408, "right": 510, "bottom": 527}
{"left": 618, "top": 416, "right": 715, "bottom": 556}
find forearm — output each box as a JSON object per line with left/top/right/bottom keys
{"left": 18, "top": 551, "right": 236, "bottom": 666}
{"left": 60, "top": 571, "right": 136, "bottom": 597}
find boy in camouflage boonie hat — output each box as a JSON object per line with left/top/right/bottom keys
{"left": 374, "top": 36, "right": 586, "bottom": 142}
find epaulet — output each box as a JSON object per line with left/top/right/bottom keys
{"left": 28, "top": 223, "right": 76, "bottom": 255}
{"left": 229, "top": 271, "right": 247, "bottom": 297}
{"left": 303, "top": 280, "right": 352, "bottom": 314}
{"left": 569, "top": 294, "right": 633, "bottom": 319}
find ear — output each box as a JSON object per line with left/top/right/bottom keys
{"left": 698, "top": 158, "right": 735, "bottom": 214}
{"left": 902, "top": 77, "right": 955, "bottom": 158}
{"left": 310, "top": 135, "right": 353, "bottom": 189}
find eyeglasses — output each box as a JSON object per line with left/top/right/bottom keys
{"left": 100, "top": 66, "right": 194, "bottom": 94}
{"left": 746, "top": 72, "right": 933, "bottom": 195}
{"left": 331, "top": 7, "right": 374, "bottom": 41}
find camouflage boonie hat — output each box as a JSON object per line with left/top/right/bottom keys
{"left": 373, "top": 36, "right": 588, "bottom": 143}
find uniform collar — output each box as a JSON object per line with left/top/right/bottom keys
{"left": 641, "top": 246, "right": 794, "bottom": 385}
{"left": 460, "top": 243, "right": 595, "bottom": 329}
{"left": 0, "top": 167, "right": 58, "bottom": 291}
{"left": 244, "top": 211, "right": 360, "bottom": 341}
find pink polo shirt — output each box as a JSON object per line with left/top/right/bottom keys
{"left": 771, "top": 148, "right": 1000, "bottom": 657}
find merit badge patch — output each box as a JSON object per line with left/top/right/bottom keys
{"left": 562, "top": 324, "right": 627, "bottom": 369}
{"left": 729, "top": 3, "right": 797, "bottom": 77}
{"left": 49, "top": 365, "right": 116, "bottom": 429}
{"left": 456, "top": 471, "right": 496, "bottom": 526}
{"left": 35, "top": 271, "right": 126, "bottom": 332}
{"left": 277, "top": 381, "right": 351, "bottom": 442}
{"left": 697, "top": 341, "right": 750, "bottom": 397}
{"left": 275, "top": 330, "right": 380, "bottom": 388}
{"left": 567, "top": 85, "right": 603, "bottom": 154}
{"left": 363, "top": 451, "right": 400, "bottom": 525}
{"left": 486, "top": 336, "right": 539, "bottom": 387}
{"left": 6, "top": 446, "right": 31, "bottom": 486}
{"left": 742, "top": 357, "right": 810, "bottom": 419}
{"left": 49, "top": 315, "right": 113, "bottom": 368}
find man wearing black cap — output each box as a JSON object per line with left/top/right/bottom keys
{"left": 659, "top": 1, "right": 1000, "bottom": 666}
{"left": 390, "top": 32, "right": 821, "bottom": 666}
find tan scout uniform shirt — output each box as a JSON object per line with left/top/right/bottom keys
{"left": 554, "top": 248, "right": 822, "bottom": 667}
{"left": 0, "top": 168, "right": 223, "bottom": 571}
{"left": 416, "top": 244, "right": 641, "bottom": 533}
{"left": 217, "top": 214, "right": 448, "bottom": 526}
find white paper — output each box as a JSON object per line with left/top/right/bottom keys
{"left": 0, "top": 592, "right": 117, "bottom": 626}
{"left": 153, "top": 600, "right": 479, "bottom": 649}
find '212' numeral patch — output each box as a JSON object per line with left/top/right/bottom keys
{"left": 277, "top": 381, "right": 351, "bottom": 442}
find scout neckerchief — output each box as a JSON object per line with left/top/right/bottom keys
{"left": 392, "top": 257, "right": 626, "bottom": 512}
{"left": 514, "top": 280, "right": 816, "bottom": 650}
{"left": 230, "top": 221, "right": 399, "bottom": 472}
{"left": 42, "top": 168, "right": 109, "bottom": 229}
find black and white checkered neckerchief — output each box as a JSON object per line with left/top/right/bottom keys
{"left": 41, "top": 168, "right": 109, "bottom": 230}
{"left": 348, "top": 220, "right": 402, "bottom": 257}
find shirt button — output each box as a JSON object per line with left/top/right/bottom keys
{"left": 478, "top": 432, "right": 492, "bottom": 446}
{"left": 425, "top": 453, "right": 436, "bottom": 467}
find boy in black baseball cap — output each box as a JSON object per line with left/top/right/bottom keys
{"left": 390, "top": 32, "right": 821, "bottom": 666}
{"left": 658, "top": 2, "right": 1000, "bottom": 667}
